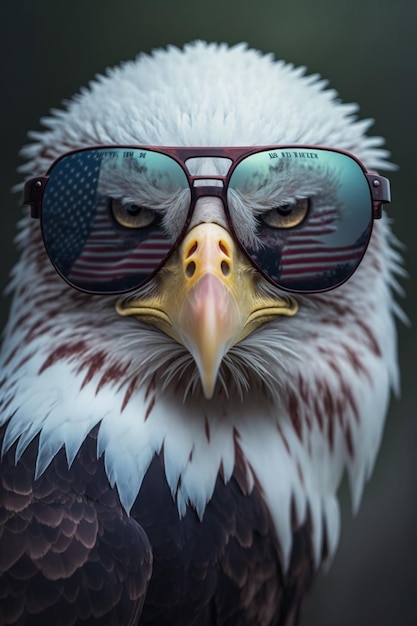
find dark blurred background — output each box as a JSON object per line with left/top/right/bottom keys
{"left": 0, "top": 1, "right": 415, "bottom": 624}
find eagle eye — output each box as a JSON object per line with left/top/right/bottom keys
{"left": 111, "top": 199, "right": 156, "bottom": 229}
{"left": 261, "top": 198, "right": 309, "bottom": 228}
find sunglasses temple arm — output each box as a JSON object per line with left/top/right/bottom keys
{"left": 22, "top": 177, "right": 49, "bottom": 218}
{"left": 365, "top": 173, "right": 391, "bottom": 219}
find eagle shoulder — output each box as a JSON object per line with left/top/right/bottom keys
{"left": 0, "top": 425, "right": 152, "bottom": 625}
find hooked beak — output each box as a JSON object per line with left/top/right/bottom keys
{"left": 116, "top": 223, "right": 298, "bottom": 398}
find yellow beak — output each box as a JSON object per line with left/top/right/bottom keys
{"left": 116, "top": 223, "right": 298, "bottom": 398}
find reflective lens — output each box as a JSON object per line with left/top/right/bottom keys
{"left": 39, "top": 145, "right": 376, "bottom": 295}
{"left": 41, "top": 148, "right": 191, "bottom": 293}
{"left": 227, "top": 148, "right": 373, "bottom": 292}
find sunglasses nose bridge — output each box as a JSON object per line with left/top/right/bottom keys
{"left": 186, "top": 189, "right": 229, "bottom": 233}
{"left": 191, "top": 183, "right": 225, "bottom": 198}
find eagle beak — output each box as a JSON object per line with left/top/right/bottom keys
{"left": 116, "top": 223, "right": 298, "bottom": 398}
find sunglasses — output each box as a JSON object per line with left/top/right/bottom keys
{"left": 23, "top": 145, "right": 391, "bottom": 295}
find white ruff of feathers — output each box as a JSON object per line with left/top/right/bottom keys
{"left": 0, "top": 42, "right": 404, "bottom": 570}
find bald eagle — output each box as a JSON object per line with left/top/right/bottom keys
{"left": 0, "top": 42, "right": 402, "bottom": 625}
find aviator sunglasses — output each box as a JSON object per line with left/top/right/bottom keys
{"left": 23, "top": 145, "right": 391, "bottom": 295}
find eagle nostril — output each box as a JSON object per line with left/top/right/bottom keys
{"left": 186, "top": 261, "right": 196, "bottom": 278}
{"left": 186, "top": 242, "right": 198, "bottom": 258}
{"left": 221, "top": 260, "right": 231, "bottom": 277}
{"left": 219, "top": 241, "right": 230, "bottom": 257}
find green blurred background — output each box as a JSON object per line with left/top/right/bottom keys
{"left": 0, "top": 0, "right": 415, "bottom": 624}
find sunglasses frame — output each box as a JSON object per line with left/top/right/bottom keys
{"left": 23, "top": 145, "right": 391, "bottom": 295}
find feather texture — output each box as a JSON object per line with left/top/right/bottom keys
{"left": 0, "top": 41, "right": 402, "bottom": 624}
